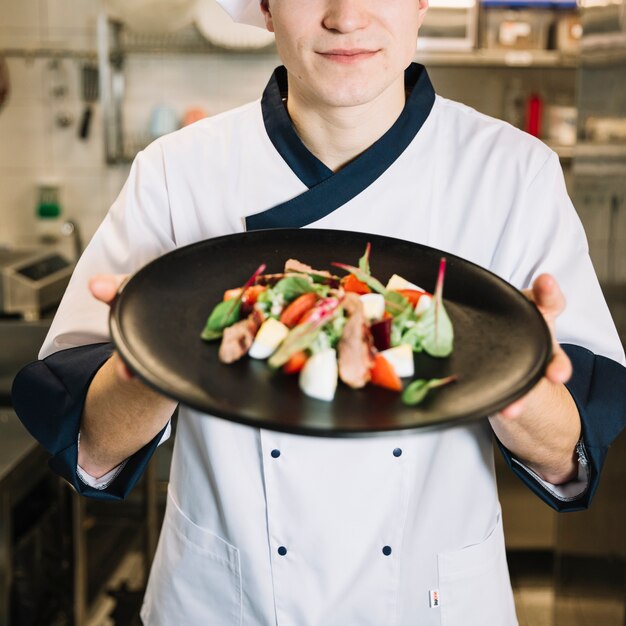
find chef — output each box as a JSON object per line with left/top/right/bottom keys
{"left": 12, "top": 0, "right": 626, "bottom": 624}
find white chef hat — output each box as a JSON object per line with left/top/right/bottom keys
{"left": 216, "top": 0, "right": 266, "bottom": 28}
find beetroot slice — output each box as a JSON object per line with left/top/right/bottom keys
{"left": 370, "top": 317, "right": 392, "bottom": 351}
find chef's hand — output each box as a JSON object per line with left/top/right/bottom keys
{"left": 498, "top": 273, "right": 572, "bottom": 419}
{"left": 89, "top": 274, "right": 134, "bottom": 381}
{"left": 489, "top": 273, "right": 580, "bottom": 484}
{"left": 81, "top": 274, "right": 175, "bottom": 478}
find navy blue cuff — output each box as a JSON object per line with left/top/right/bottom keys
{"left": 497, "top": 343, "right": 626, "bottom": 512}
{"left": 11, "top": 343, "right": 167, "bottom": 500}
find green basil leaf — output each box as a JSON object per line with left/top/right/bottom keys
{"left": 273, "top": 276, "right": 317, "bottom": 301}
{"left": 201, "top": 299, "right": 242, "bottom": 341}
{"left": 402, "top": 379, "right": 431, "bottom": 405}
{"left": 399, "top": 324, "right": 424, "bottom": 352}
{"left": 402, "top": 375, "right": 457, "bottom": 405}
{"left": 416, "top": 299, "right": 454, "bottom": 357}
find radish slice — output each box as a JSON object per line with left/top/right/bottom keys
{"left": 385, "top": 274, "right": 425, "bottom": 292}
{"left": 359, "top": 293, "right": 385, "bottom": 321}
{"left": 415, "top": 293, "right": 432, "bottom": 316}
{"left": 299, "top": 348, "right": 338, "bottom": 401}
{"left": 379, "top": 344, "right": 415, "bottom": 378}
{"left": 249, "top": 318, "right": 289, "bottom": 359}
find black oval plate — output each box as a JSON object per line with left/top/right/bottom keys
{"left": 110, "top": 228, "right": 551, "bottom": 436}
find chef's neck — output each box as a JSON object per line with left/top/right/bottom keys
{"left": 285, "top": 77, "right": 406, "bottom": 173}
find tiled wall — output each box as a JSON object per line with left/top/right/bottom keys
{"left": 0, "top": 0, "right": 280, "bottom": 252}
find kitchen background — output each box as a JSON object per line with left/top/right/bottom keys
{"left": 0, "top": 0, "right": 625, "bottom": 625}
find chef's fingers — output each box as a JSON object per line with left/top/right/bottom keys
{"left": 500, "top": 276, "right": 571, "bottom": 419}
{"left": 529, "top": 273, "right": 565, "bottom": 322}
{"left": 111, "top": 352, "right": 134, "bottom": 381}
{"left": 544, "top": 342, "right": 573, "bottom": 384}
{"left": 89, "top": 274, "right": 128, "bottom": 306}
{"left": 498, "top": 395, "right": 526, "bottom": 419}
{"left": 530, "top": 274, "right": 572, "bottom": 383}
{"left": 89, "top": 274, "right": 134, "bottom": 380}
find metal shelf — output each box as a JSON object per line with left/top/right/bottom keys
{"left": 0, "top": 46, "right": 96, "bottom": 61}
{"left": 579, "top": 45, "right": 626, "bottom": 66}
{"left": 112, "top": 21, "right": 276, "bottom": 56}
{"left": 415, "top": 48, "right": 579, "bottom": 68}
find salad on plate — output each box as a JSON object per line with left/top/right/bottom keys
{"left": 201, "top": 244, "right": 457, "bottom": 405}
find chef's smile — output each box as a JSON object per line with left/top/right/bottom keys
{"left": 317, "top": 48, "right": 381, "bottom": 64}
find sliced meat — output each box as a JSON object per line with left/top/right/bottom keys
{"left": 254, "top": 273, "right": 289, "bottom": 286}
{"left": 218, "top": 309, "right": 264, "bottom": 364}
{"left": 284, "top": 258, "right": 332, "bottom": 278}
{"left": 338, "top": 293, "right": 375, "bottom": 389}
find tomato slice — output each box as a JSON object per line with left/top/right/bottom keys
{"left": 341, "top": 273, "right": 371, "bottom": 295}
{"left": 280, "top": 292, "right": 319, "bottom": 328}
{"left": 395, "top": 289, "right": 428, "bottom": 307}
{"left": 242, "top": 285, "right": 266, "bottom": 305}
{"left": 282, "top": 350, "right": 308, "bottom": 375}
{"left": 223, "top": 288, "right": 243, "bottom": 301}
{"left": 369, "top": 353, "right": 402, "bottom": 392}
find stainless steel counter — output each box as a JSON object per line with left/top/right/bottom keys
{"left": 0, "top": 408, "right": 50, "bottom": 626}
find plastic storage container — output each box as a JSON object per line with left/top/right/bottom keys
{"left": 480, "top": 1, "right": 554, "bottom": 50}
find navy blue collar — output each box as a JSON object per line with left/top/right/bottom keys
{"left": 248, "top": 62, "right": 435, "bottom": 230}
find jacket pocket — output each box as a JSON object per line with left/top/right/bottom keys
{"left": 141, "top": 490, "right": 242, "bottom": 626}
{"left": 437, "top": 513, "right": 517, "bottom": 626}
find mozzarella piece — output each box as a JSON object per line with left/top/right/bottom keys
{"left": 299, "top": 348, "right": 338, "bottom": 402}
{"left": 415, "top": 293, "right": 433, "bottom": 316}
{"left": 379, "top": 344, "right": 414, "bottom": 378}
{"left": 359, "top": 293, "right": 386, "bottom": 321}
{"left": 248, "top": 318, "right": 289, "bottom": 359}
{"left": 385, "top": 274, "right": 425, "bottom": 292}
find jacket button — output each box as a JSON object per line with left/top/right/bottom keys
{"left": 278, "top": 546, "right": 287, "bottom": 556}
{"left": 382, "top": 546, "right": 392, "bottom": 556}
{"left": 393, "top": 448, "right": 402, "bottom": 457}
{"left": 271, "top": 449, "right": 281, "bottom": 458}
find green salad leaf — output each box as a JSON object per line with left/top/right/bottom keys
{"left": 402, "top": 375, "right": 458, "bottom": 406}
{"left": 416, "top": 258, "right": 454, "bottom": 357}
{"left": 273, "top": 276, "right": 318, "bottom": 301}
{"left": 201, "top": 299, "right": 242, "bottom": 341}
{"left": 358, "top": 242, "right": 371, "bottom": 275}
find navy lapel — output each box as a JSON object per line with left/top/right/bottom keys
{"left": 246, "top": 63, "right": 436, "bottom": 231}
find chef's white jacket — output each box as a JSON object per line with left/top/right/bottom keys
{"left": 12, "top": 64, "right": 626, "bottom": 626}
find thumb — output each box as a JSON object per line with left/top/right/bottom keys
{"left": 532, "top": 273, "right": 565, "bottom": 320}
{"left": 89, "top": 274, "right": 128, "bottom": 306}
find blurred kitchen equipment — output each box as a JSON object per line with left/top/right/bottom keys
{"left": 0, "top": 56, "right": 10, "bottom": 114}
{"left": 79, "top": 63, "right": 99, "bottom": 140}
{"left": 585, "top": 117, "right": 626, "bottom": 143}
{"left": 60, "top": 220, "right": 84, "bottom": 260}
{"left": 417, "top": 0, "right": 478, "bottom": 51}
{"left": 481, "top": 1, "right": 553, "bottom": 50}
{"left": 554, "top": 9, "right": 582, "bottom": 53}
{"left": 47, "top": 59, "right": 74, "bottom": 129}
{"left": 580, "top": 0, "right": 626, "bottom": 50}
{"left": 148, "top": 104, "right": 179, "bottom": 139}
{"left": 104, "top": 0, "right": 199, "bottom": 33}
{"left": 546, "top": 103, "right": 577, "bottom": 145}
{"left": 0, "top": 248, "right": 73, "bottom": 321}
{"left": 525, "top": 92, "right": 543, "bottom": 137}
{"left": 503, "top": 77, "right": 526, "bottom": 129}
{"left": 195, "top": 0, "right": 275, "bottom": 49}
{"left": 35, "top": 182, "right": 63, "bottom": 245}
{"left": 182, "top": 106, "right": 208, "bottom": 126}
